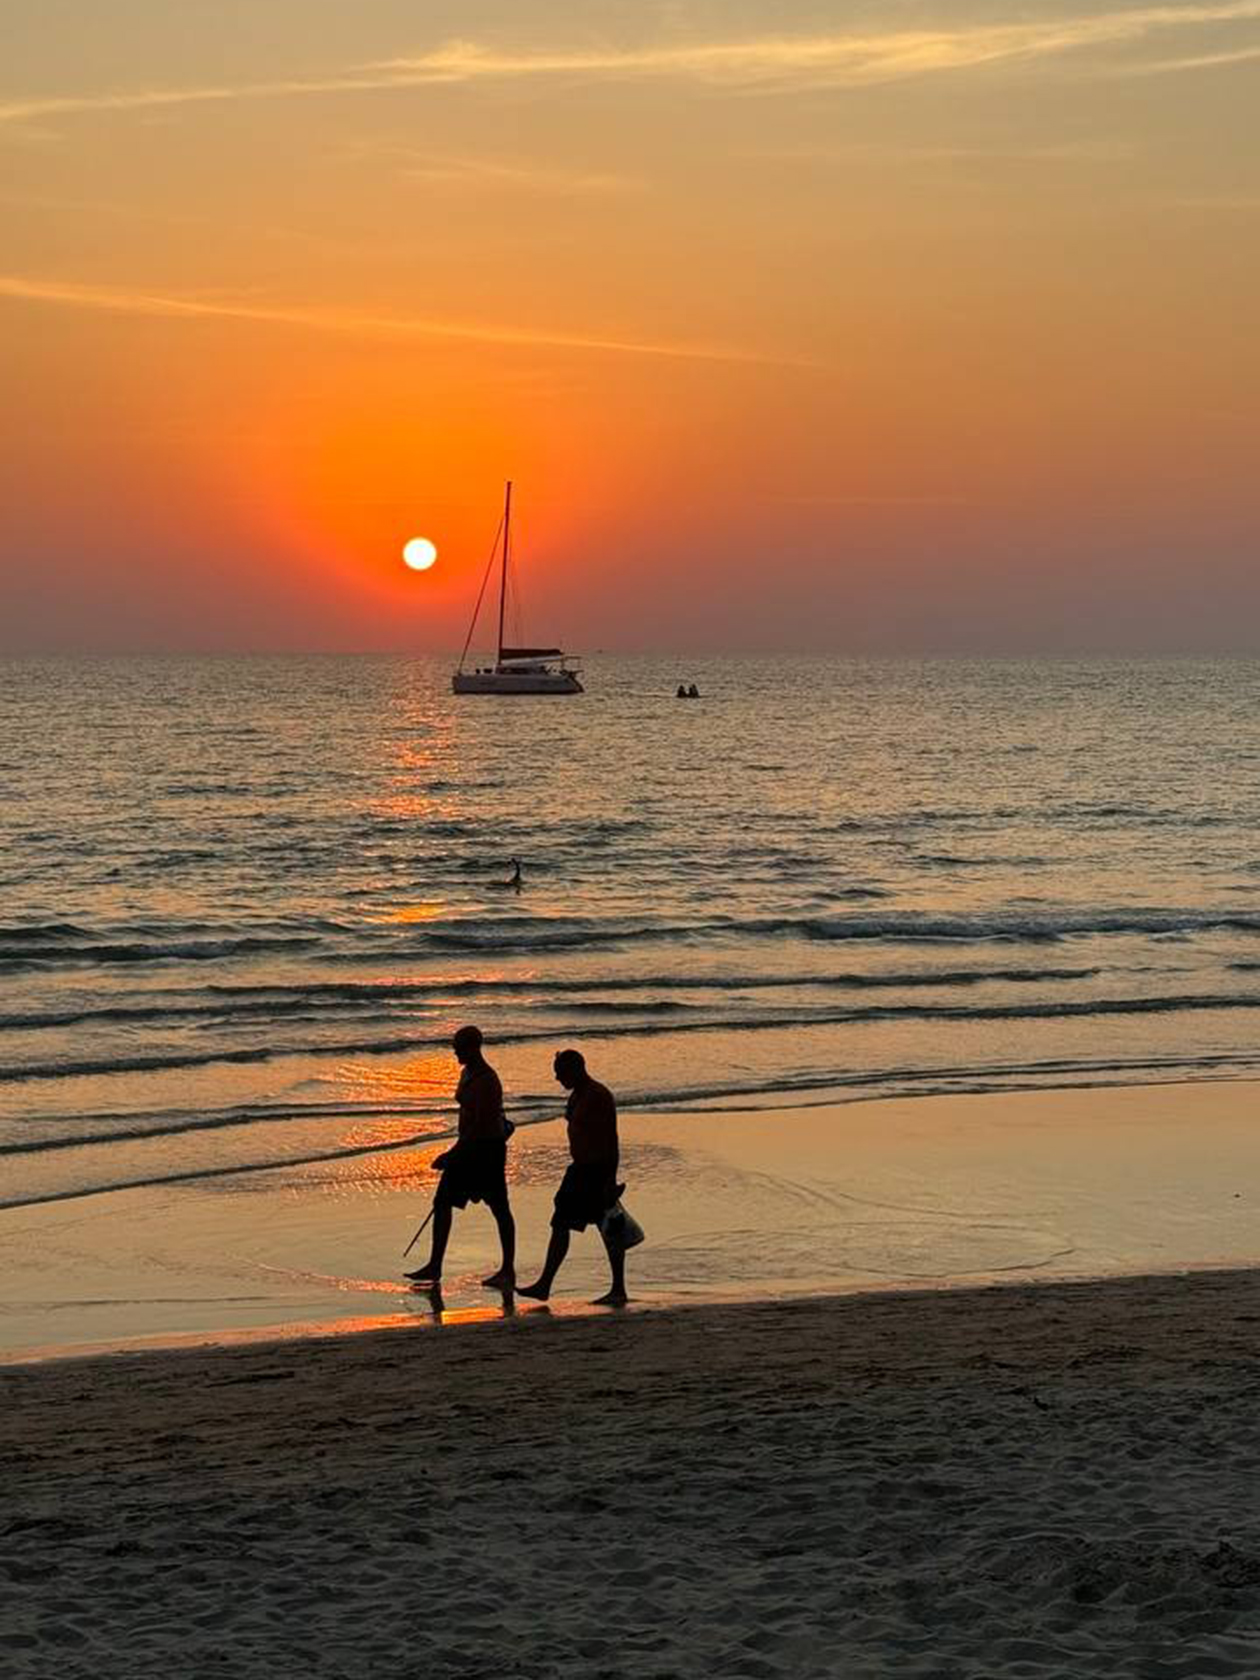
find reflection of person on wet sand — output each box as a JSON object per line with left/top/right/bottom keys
{"left": 520, "top": 1049, "right": 629, "bottom": 1307}
{"left": 405, "top": 1025, "right": 515, "bottom": 1291}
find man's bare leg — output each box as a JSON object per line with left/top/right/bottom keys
{"left": 406, "top": 1201, "right": 451, "bottom": 1283}
{"left": 481, "top": 1196, "right": 516, "bottom": 1289}
{"left": 519, "top": 1226, "right": 569, "bottom": 1300}
{"left": 593, "top": 1235, "right": 628, "bottom": 1307}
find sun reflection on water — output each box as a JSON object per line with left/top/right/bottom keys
{"left": 335, "top": 1049, "right": 451, "bottom": 1104}
{"left": 379, "top": 902, "right": 445, "bottom": 923}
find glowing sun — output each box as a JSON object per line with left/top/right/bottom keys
{"left": 402, "top": 537, "right": 438, "bottom": 571}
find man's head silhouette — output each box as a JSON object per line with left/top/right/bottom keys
{"left": 553, "top": 1048, "right": 585, "bottom": 1089}
{"left": 453, "top": 1025, "right": 483, "bottom": 1065}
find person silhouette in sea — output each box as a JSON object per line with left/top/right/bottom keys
{"left": 519, "top": 1049, "right": 628, "bottom": 1307}
{"left": 406, "top": 1025, "right": 516, "bottom": 1291}
{"left": 491, "top": 858, "right": 522, "bottom": 891}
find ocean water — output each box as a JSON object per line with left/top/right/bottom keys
{"left": 3, "top": 655, "right": 1260, "bottom": 1217}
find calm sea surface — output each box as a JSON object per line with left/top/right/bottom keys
{"left": 3, "top": 655, "right": 1260, "bottom": 1213}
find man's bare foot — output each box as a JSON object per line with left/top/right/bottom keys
{"left": 592, "top": 1290, "right": 628, "bottom": 1307}
{"left": 481, "top": 1269, "right": 515, "bottom": 1290}
{"left": 517, "top": 1280, "right": 551, "bottom": 1301}
{"left": 405, "top": 1265, "right": 441, "bottom": 1284}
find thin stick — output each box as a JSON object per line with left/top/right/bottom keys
{"left": 403, "top": 1206, "right": 435, "bottom": 1258}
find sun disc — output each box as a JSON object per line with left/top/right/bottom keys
{"left": 403, "top": 537, "right": 438, "bottom": 571}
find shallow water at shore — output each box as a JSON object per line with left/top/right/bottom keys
{"left": 4, "top": 1081, "right": 1257, "bottom": 1362}
{"left": 4, "top": 654, "right": 1260, "bottom": 1217}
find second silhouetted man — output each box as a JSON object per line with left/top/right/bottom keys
{"left": 520, "top": 1048, "right": 628, "bottom": 1306}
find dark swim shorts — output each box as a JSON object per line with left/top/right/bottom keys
{"left": 435, "top": 1138, "right": 509, "bottom": 1210}
{"left": 551, "top": 1162, "right": 623, "bottom": 1232}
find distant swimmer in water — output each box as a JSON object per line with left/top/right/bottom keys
{"left": 687, "top": 683, "right": 700, "bottom": 698}
{"left": 490, "top": 857, "right": 522, "bottom": 891}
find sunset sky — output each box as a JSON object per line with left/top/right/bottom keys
{"left": 3, "top": 0, "right": 1257, "bottom": 653}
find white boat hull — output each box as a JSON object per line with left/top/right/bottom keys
{"left": 452, "top": 670, "right": 584, "bottom": 695}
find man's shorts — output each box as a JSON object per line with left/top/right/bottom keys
{"left": 435, "top": 1138, "right": 509, "bottom": 1210}
{"left": 551, "top": 1162, "right": 623, "bottom": 1232}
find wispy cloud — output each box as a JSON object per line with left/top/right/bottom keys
{"left": 2, "top": 2, "right": 1259, "bottom": 128}
{"left": 0, "top": 273, "right": 788, "bottom": 364}
{"left": 402, "top": 156, "right": 637, "bottom": 195}
{"left": 347, "top": 141, "right": 637, "bottom": 196}
{"left": 0, "top": 73, "right": 414, "bottom": 128}
{"left": 375, "top": 5, "right": 1260, "bottom": 87}
{"left": 1113, "top": 39, "right": 1260, "bottom": 68}
{"left": 751, "top": 138, "right": 1139, "bottom": 164}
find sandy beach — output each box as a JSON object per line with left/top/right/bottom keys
{"left": 4, "top": 1267, "right": 1260, "bottom": 1678}
{"left": 5, "top": 1082, "right": 1260, "bottom": 1675}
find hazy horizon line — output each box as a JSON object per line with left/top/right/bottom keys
{"left": 3, "top": 647, "right": 1257, "bottom": 662}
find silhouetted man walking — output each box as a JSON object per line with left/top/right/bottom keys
{"left": 406, "top": 1025, "right": 515, "bottom": 1290}
{"left": 520, "top": 1049, "right": 628, "bottom": 1306}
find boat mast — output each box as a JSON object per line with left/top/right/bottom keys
{"left": 497, "top": 480, "right": 511, "bottom": 668}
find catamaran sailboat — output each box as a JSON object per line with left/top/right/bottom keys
{"left": 452, "top": 482, "right": 584, "bottom": 695}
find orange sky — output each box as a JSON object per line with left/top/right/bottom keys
{"left": 2, "top": 1, "right": 1258, "bottom": 651}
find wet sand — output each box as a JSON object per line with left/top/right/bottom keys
{"left": 2, "top": 1079, "right": 1259, "bottom": 1360}
{"left": 4, "top": 1268, "right": 1260, "bottom": 1678}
